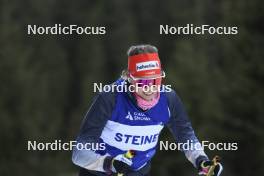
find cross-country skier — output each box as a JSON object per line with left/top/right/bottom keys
{"left": 72, "top": 44, "right": 223, "bottom": 176}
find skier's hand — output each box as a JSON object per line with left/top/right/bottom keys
{"left": 112, "top": 154, "right": 133, "bottom": 174}
{"left": 103, "top": 154, "right": 133, "bottom": 175}
{"left": 198, "top": 157, "right": 223, "bottom": 176}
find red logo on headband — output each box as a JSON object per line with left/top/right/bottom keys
{"left": 128, "top": 53, "right": 161, "bottom": 77}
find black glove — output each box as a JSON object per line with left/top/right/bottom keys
{"left": 103, "top": 154, "right": 133, "bottom": 175}
{"left": 112, "top": 159, "right": 133, "bottom": 175}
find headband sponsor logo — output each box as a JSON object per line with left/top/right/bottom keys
{"left": 136, "top": 61, "right": 159, "bottom": 71}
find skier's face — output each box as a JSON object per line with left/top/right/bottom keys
{"left": 131, "top": 77, "right": 161, "bottom": 101}
{"left": 136, "top": 85, "right": 158, "bottom": 101}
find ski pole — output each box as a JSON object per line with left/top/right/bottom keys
{"left": 206, "top": 155, "right": 221, "bottom": 176}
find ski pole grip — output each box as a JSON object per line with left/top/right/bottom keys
{"left": 206, "top": 155, "right": 221, "bottom": 176}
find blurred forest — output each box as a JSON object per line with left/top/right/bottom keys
{"left": 0, "top": 0, "right": 264, "bottom": 175}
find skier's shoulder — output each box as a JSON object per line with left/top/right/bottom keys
{"left": 95, "top": 90, "right": 116, "bottom": 108}
{"left": 94, "top": 79, "right": 124, "bottom": 106}
{"left": 164, "top": 88, "right": 180, "bottom": 104}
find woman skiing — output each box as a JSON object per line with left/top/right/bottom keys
{"left": 72, "top": 44, "right": 223, "bottom": 176}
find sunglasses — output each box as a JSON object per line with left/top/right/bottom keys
{"left": 129, "top": 71, "right": 166, "bottom": 87}
{"left": 135, "top": 78, "right": 161, "bottom": 87}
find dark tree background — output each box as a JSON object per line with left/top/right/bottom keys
{"left": 0, "top": 0, "right": 263, "bottom": 175}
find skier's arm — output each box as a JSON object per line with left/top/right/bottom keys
{"left": 165, "top": 90, "right": 208, "bottom": 168}
{"left": 72, "top": 91, "right": 115, "bottom": 172}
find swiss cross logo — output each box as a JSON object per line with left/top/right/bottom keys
{"left": 136, "top": 61, "right": 159, "bottom": 71}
